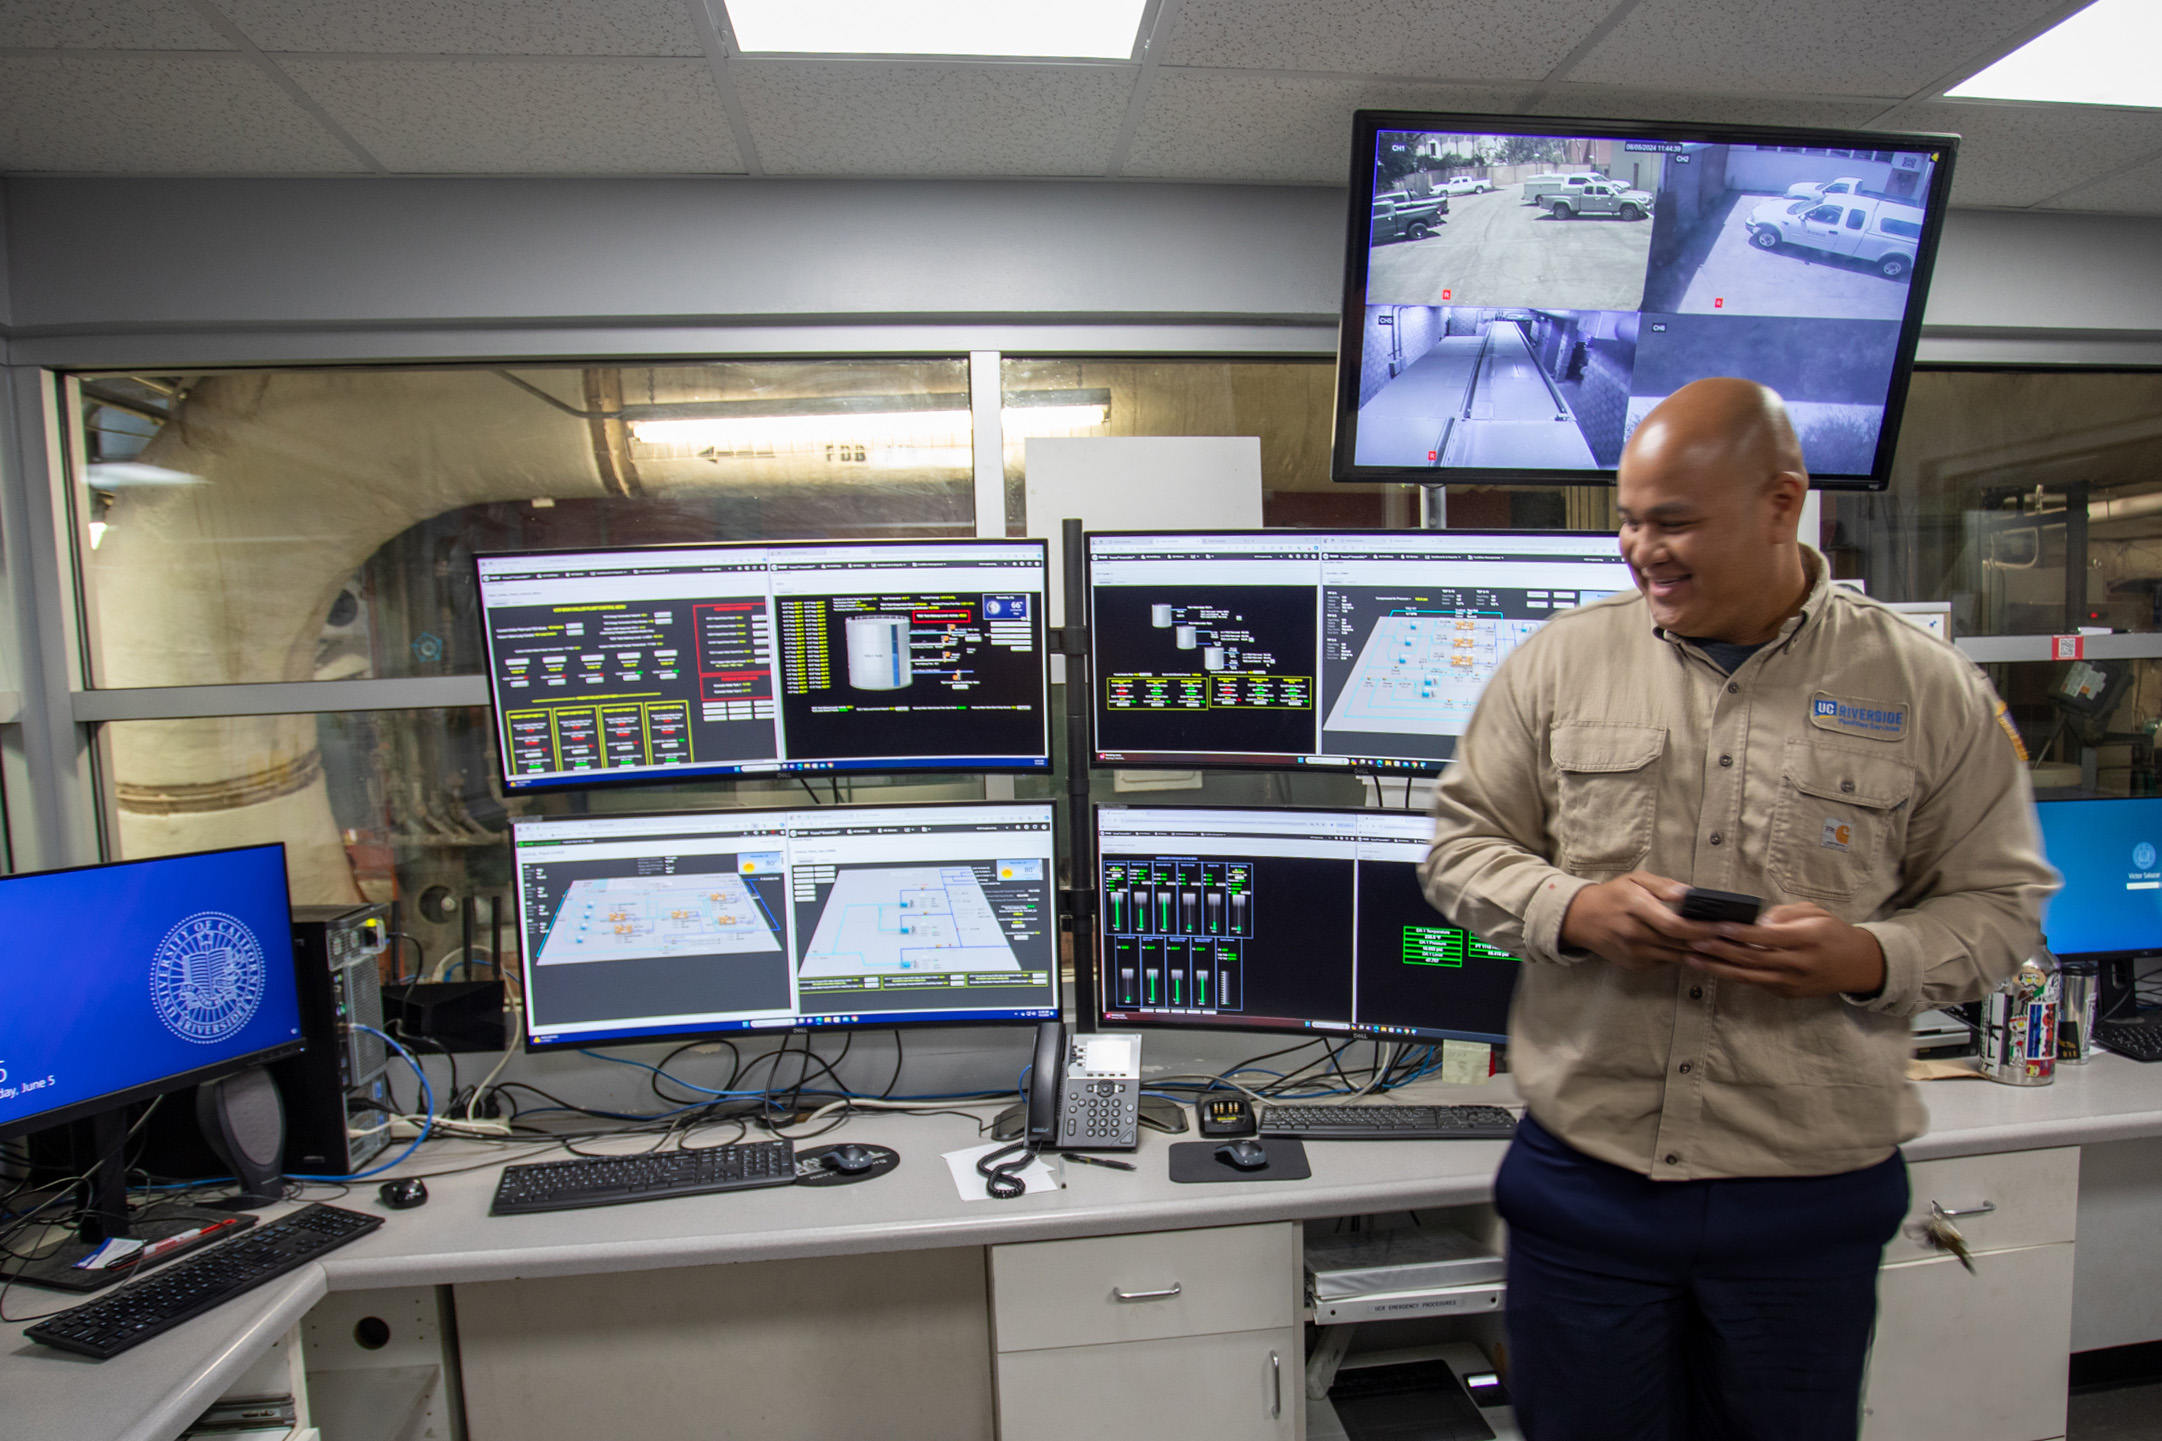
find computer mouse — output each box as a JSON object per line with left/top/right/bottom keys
{"left": 825, "top": 1144, "right": 878, "bottom": 1175}
{"left": 1215, "top": 1138, "right": 1270, "bottom": 1171}
{"left": 378, "top": 1177, "right": 428, "bottom": 1209}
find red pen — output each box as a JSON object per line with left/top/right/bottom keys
{"left": 127, "top": 1217, "right": 245, "bottom": 1267}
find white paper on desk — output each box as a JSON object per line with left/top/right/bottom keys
{"left": 943, "top": 1142, "right": 1063, "bottom": 1201}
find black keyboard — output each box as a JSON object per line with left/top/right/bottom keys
{"left": 1258, "top": 1103, "right": 1518, "bottom": 1140}
{"left": 25, "top": 1204, "right": 382, "bottom": 1360}
{"left": 2096, "top": 1018, "right": 2162, "bottom": 1063}
{"left": 490, "top": 1140, "right": 797, "bottom": 1215}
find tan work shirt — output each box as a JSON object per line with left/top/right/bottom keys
{"left": 1420, "top": 547, "right": 2056, "bottom": 1180}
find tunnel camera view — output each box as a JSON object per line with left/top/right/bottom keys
{"left": 1088, "top": 532, "right": 1634, "bottom": 771}
{"left": 1095, "top": 806, "right": 1519, "bottom": 1043}
{"left": 1356, "top": 306, "right": 1638, "bottom": 469}
{"left": 476, "top": 539, "right": 1049, "bottom": 790}
{"left": 514, "top": 803, "right": 1059, "bottom": 1048}
{"left": 1342, "top": 116, "right": 1952, "bottom": 486}
{"left": 1366, "top": 131, "right": 1658, "bottom": 313}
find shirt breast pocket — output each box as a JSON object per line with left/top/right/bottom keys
{"left": 1550, "top": 723, "right": 1666, "bottom": 876}
{"left": 1769, "top": 741, "right": 1914, "bottom": 901}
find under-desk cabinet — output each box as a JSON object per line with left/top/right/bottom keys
{"left": 1860, "top": 1147, "right": 2079, "bottom": 1441}
{"left": 991, "top": 1222, "right": 1303, "bottom": 1441}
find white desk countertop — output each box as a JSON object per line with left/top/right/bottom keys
{"left": 7, "top": 1056, "right": 2159, "bottom": 1441}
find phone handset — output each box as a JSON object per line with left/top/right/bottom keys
{"left": 979, "top": 1019, "right": 1067, "bottom": 1199}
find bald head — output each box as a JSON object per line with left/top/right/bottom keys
{"left": 1614, "top": 377, "right": 1814, "bottom": 645}
{"left": 1622, "top": 378, "right": 1806, "bottom": 496}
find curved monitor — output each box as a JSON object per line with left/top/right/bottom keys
{"left": 0, "top": 845, "right": 305, "bottom": 1142}
{"left": 1334, "top": 111, "right": 1957, "bottom": 490}
{"left": 1088, "top": 529, "right": 1635, "bottom": 772}
{"left": 476, "top": 538, "right": 1052, "bottom": 791}
{"left": 1093, "top": 805, "right": 1515, "bottom": 1045}
{"left": 512, "top": 801, "right": 1060, "bottom": 1049}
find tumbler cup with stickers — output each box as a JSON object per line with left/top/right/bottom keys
{"left": 1979, "top": 949, "right": 2059, "bottom": 1086}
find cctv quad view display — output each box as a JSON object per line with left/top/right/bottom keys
{"left": 475, "top": 539, "right": 1051, "bottom": 790}
{"left": 1335, "top": 112, "right": 1957, "bottom": 490}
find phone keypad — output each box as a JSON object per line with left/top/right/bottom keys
{"left": 1064, "top": 1079, "right": 1137, "bottom": 1145}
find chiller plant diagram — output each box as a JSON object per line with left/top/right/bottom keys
{"left": 1147, "top": 603, "right": 1260, "bottom": 673}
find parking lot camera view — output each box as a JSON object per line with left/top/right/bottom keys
{"left": 1350, "top": 124, "right": 1947, "bottom": 484}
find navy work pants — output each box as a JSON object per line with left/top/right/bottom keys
{"left": 1493, "top": 1113, "right": 1910, "bottom": 1441}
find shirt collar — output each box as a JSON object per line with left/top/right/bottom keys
{"left": 1652, "top": 544, "right": 1831, "bottom": 653}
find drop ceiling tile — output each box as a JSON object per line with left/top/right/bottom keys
{"left": 1161, "top": 0, "right": 1622, "bottom": 82}
{"left": 1885, "top": 100, "right": 2162, "bottom": 208}
{"left": 218, "top": 0, "right": 704, "bottom": 57}
{"left": 732, "top": 61, "right": 1133, "bottom": 177}
{"left": 282, "top": 58, "right": 739, "bottom": 172}
{"left": 0, "top": 55, "right": 365, "bottom": 171}
{"left": 1569, "top": 0, "right": 2072, "bottom": 98}
{"left": 1531, "top": 86, "right": 1889, "bottom": 130}
{"left": 0, "top": 0, "right": 233, "bottom": 48}
{"left": 1122, "top": 70, "right": 1529, "bottom": 184}
{"left": 2038, "top": 148, "right": 2162, "bottom": 216}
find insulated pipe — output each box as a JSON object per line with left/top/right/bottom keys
{"left": 94, "top": 370, "right": 619, "bottom": 901}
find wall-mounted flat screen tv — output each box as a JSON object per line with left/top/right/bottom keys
{"left": 1332, "top": 111, "right": 1957, "bottom": 491}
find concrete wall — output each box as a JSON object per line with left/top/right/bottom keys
{"left": 1, "top": 178, "right": 2159, "bottom": 365}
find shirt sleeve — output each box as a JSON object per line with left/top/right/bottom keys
{"left": 1851, "top": 664, "right": 2060, "bottom": 1017}
{"left": 1419, "top": 644, "right": 1594, "bottom": 965}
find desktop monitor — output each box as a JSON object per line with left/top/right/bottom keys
{"left": 2033, "top": 798, "right": 2162, "bottom": 957}
{"left": 475, "top": 538, "right": 1051, "bottom": 791}
{"left": 512, "top": 801, "right": 1060, "bottom": 1049}
{"left": 1087, "top": 529, "right": 1635, "bottom": 771}
{"left": 1334, "top": 111, "right": 1957, "bottom": 489}
{"left": 0, "top": 844, "right": 306, "bottom": 1144}
{"left": 1093, "top": 805, "right": 1516, "bottom": 1045}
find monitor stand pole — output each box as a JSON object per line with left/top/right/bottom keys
{"left": 1, "top": 1106, "right": 246, "bottom": 1295}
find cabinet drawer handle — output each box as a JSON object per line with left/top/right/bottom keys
{"left": 1112, "top": 1283, "right": 1182, "bottom": 1303}
{"left": 1271, "top": 1350, "right": 1282, "bottom": 1419}
{"left": 1933, "top": 1200, "right": 1997, "bottom": 1220}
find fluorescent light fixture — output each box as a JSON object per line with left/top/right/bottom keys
{"left": 724, "top": 0, "right": 1148, "bottom": 58}
{"left": 629, "top": 404, "right": 1108, "bottom": 454}
{"left": 1947, "top": 0, "right": 2162, "bottom": 108}
{"left": 85, "top": 461, "right": 204, "bottom": 487}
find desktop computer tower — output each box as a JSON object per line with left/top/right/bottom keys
{"left": 277, "top": 904, "right": 394, "bottom": 1176}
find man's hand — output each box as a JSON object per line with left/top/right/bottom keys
{"left": 1683, "top": 903, "right": 1887, "bottom": 999}
{"left": 1559, "top": 872, "right": 1723, "bottom": 972}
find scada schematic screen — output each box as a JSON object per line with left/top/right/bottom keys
{"left": 476, "top": 539, "right": 1050, "bottom": 791}
{"left": 513, "top": 802, "right": 1059, "bottom": 1048}
{"left": 1087, "top": 531, "right": 1634, "bottom": 772}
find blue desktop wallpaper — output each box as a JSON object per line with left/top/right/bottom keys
{"left": 0, "top": 845, "right": 303, "bottom": 1136}
{"left": 2036, "top": 799, "right": 2162, "bottom": 956}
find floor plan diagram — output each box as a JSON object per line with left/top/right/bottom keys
{"left": 1323, "top": 610, "right": 1546, "bottom": 736}
{"left": 797, "top": 866, "right": 1022, "bottom": 977}
{"left": 535, "top": 872, "right": 782, "bottom": 966}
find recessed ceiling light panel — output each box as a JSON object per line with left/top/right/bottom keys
{"left": 1947, "top": 0, "right": 2162, "bottom": 108}
{"left": 724, "top": 0, "right": 1149, "bottom": 59}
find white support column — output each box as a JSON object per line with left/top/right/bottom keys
{"left": 969, "top": 350, "right": 1005, "bottom": 539}
{"left": 0, "top": 366, "right": 102, "bottom": 869}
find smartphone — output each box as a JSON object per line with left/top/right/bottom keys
{"left": 1675, "top": 887, "right": 1763, "bottom": 924}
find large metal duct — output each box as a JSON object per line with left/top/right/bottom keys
{"left": 89, "top": 370, "right": 617, "bottom": 901}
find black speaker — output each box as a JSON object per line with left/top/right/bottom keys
{"left": 197, "top": 1067, "right": 287, "bottom": 1208}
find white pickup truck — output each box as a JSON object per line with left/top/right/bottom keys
{"left": 1746, "top": 195, "right": 1924, "bottom": 279}
{"left": 1520, "top": 172, "right": 1603, "bottom": 205}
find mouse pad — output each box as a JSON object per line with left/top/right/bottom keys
{"left": 794, "top": 1144, "right": 900, "bottom": 1186}
{"left": 1168, "top": 1138, "right": 1310, "bottom": 1183}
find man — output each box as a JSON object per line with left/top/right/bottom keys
{"left": 1421, "top": 378, "right": 2056, "bottom": 1440}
